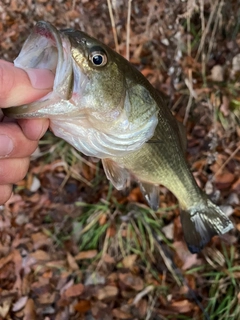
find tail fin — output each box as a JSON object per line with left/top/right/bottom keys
{"left": 180, "top": 198, "right": 234, "bottom": 254}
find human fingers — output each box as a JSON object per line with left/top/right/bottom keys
{"left": 0, "top": 157, "right": 30, "bottom": 204}
{"left": 0, "top": 122, "right": 40, "bottom": 158}
{"left": 0, "top": 184, "right": 12, "bottom": 205}
{"left": 0, "top": 60, "right": 54, "bottom": 108}
{"left": 17, "top": 118, "right": 49, "bottom": 141}
{"left": 0, "top": 157, "right": 30, "bottom": 184}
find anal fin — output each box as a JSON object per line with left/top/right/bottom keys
{"left": 102, "top": 159, "right": 129, "bottom": 190}
{"left": 139, "top": 182, "right": 159, "bottom": 211}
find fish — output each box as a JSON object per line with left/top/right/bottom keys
{"left": 3, "top": 21, "right": 233, "bottom": 253}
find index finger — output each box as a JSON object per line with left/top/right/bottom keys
{"left": 0, "top": 60, "right": 54, "bottom": 108}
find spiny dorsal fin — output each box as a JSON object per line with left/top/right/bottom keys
{"left": 102, "top": 159, "right": 129, "bottom": 190}
{"left": 139, "top": 181, "right": 159, "bottom": 211}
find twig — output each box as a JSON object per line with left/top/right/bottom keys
{"left": 106, "top": 0, "right": 119, "bottom": 52}
{"left": 71, "top": 0, "right": 76, "bottom": 11}
{"left": 199, "top": 0, "right": 207, "bottom": 86}
{"left": 132, "top": 285, "right": 154, "bottom": 305}
{"left": 207, "top": 0, "right": 224, "bottom": 61}
{"left": 195, "top": 0, "right": 218, "bottom": 61}
{"left": 214, "top": 143, "right": 240, "bottom": 177}
{"left": 183, "top": 69, "right": 197, "bottom": 125}
{"left": 126, "top": 0, "right": 132, "bottom": 61}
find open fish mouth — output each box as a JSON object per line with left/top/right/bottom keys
{"left": 5, "top": 21, "right": 73, "bottom": 117}
{"left": 15, "top": 21, "right": 63, "bottom": 75}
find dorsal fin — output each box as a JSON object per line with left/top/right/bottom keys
{"left": 139, "top": 181, "right": 159, "bottom": 211}
{"left": 102, "top": 159, "right": 129, "bottom": 190}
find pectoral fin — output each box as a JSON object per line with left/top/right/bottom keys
{"left": 139, "top": 182, "right": 159, "bottom": 210}
{"left": 102, "top": 159, "right": 129, "bottom": 190}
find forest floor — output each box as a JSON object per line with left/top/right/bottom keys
{"left": 0, "top": 0, "right": 240, "bottom": 319}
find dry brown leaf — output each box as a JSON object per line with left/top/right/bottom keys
{"left": 84, "top": 272, "right": 106, "bottom": 286}
{"left": 232, "top": 177, "right": 240, "bottom": 193}
{"left": 122, "top": 254, "right": 138, "bottom": 269}
{"left": 23, "top": 298, "right": 36, "bottom": 320}
{"left": 211, "top": 65, "right": 224, "bottom": 82}
{"left": 162, "top": 223, "right": 174, "bottom": 240}
{"left": 91, "top": 301, "right": 112, "bottom": 319}
{"left": 37, "top": 292, "right": 56, "bottom": 304}
{"left": 106, "top": 225, "right": 116, "bottom": 237}
{"left": 98, "top": 213, "right": 108, "bottom": 225}
{"left": 66, "top": 252, "right": 79, "bottom": 271}
{"left": 173, "top": 241, "right": 202, "bottom": 270}
{"left": 220, "top": 95, "right": 230, "bottom": 116}
{"left": 31, "top": 278, "right": 51, "bottom": 298}
{"left": 55, "top": 309, "right": 70, "bottom": 320}
{"left": 134, "top": 299, "right": 148, "bottom": 318}
{"left": 103, "top": 254, "right": 116, "bottom": 264}
{"left": 45, "top": 260, "right": 66, "bottom": 269}
{"left": 30, "top": 250, "right": 51, "bottom": 261}
{"left": 127, "top": 187, "right": 142, "bottom": 203}
{"left": 74, "top": 300, "right": 91, "bottom": 313}
{"left": 96, "top": 285, "right": 119, "bottom": 300}
{"left": 60, "top": 278, "right": 74, "bottom": 295}
{"left": 112, "top": 308, "right": 132, "bottom": 319}
{"left": 0, "top": 252, "right": 14, "bottom": 268}
{"left": 108, "top": 272, "right": 118, "bottom": 283}
{"left": 15, "top": 214, "right": 29, "bottom": 226}
{"left": 215, "top": 172, "right": 235, "bottom": 190}
{"left": 64, "top": 283, "right": 85, "bottom": 298}
{"left": 119, "top": 273, "right": 144, "bottom": 291}
{"left": 171, "top": 299, "right": 194, "bottom": 313}
{"left": 0, "top": 300, "right": 11, "bottom": 318}
{"left": 0, "top": 244, "right": 10, "bottom": 256}
{"left": 31, "top": 232, "right": 52, "bottom": 250}
{"left": 75, "top": 250, "right": 98, "bottom": 260}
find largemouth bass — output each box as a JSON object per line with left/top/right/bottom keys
{"left": 4, "top": 21, "right": 233, "bottom": 253}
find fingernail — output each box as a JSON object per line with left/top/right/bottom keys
{"left": 26, "top": 68, "right": 55, "bottom": 89}
{"left": 0, "top": 135, "right": 14, "bottom": 157}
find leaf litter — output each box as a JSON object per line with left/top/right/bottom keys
{"left": 0, "top": 0, "right": 240, "bottom": 319}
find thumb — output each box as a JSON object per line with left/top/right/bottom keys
{"left": 0, "top": 60, "right": 54, "bottom": 108}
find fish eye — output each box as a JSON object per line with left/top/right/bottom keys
{"left": 89, "top": 48, "right": 107, "bottom": 67}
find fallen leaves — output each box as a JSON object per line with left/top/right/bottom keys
{"left": 171, "top": 299, "right": 196, "bottom": 313}
{"left": 215, "top": 172, "right": 236, "bottom": 190}
{"left": 75, "top": 250, "right": 98, "bottom": 260}
{"left": 119, "top": 273, "right": 144, "bottom": 291}
{"left": 30, "top": 250, "right": 51, "bottom": 261}
{"left": 74, "top": 299, "right": 91, "bottom": 313}
{"left": 63, "top": 283, "right": 85, "bottom": 298}
{"left": 23, "top": 299, "right": 36, "bottom": 320}
{"left": 121, "top": 254, "right": 138, "bottom": 269}
{"left": 96, "top": 285, "right": 119, "bottom": 300}
{"left": 0, "top": 0, "right": 239, "bottom": 319}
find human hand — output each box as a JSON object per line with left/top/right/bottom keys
{"left": 0, "top": 60, "right": 54, "bottom": 204}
